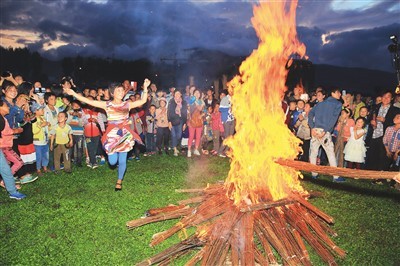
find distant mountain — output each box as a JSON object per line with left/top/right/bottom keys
{"left": 313, "top": 64, "right": 398, "bottom": 95}
{"left": 36, "top": 49, "right": 399, "bottom": 95}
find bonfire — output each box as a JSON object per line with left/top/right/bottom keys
{"left": 127, "top": 1, "right": 347, "bottom": 265}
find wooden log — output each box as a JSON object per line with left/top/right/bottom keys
{"left": 150, "top": 193, "right": 229, "bottom": 247}
{"left": 175, "top": 188, "right": 204, "bottom": 193}
{"left": 284, "top": 205, "right": 338, "bottom": 265}
{"left": 185, "top": 249, "right": 205, "bottom": 266}
{"left": 254, "top": 225, "right": 277, "bottom": 265}
{"left": 178, "top": 196, "right": 206, "bottom": 205}
{"left": 241, "top": 212, "right": 255, "bottom": 265}
{"left": 136, "top": 235, "right": 203, "bottom": 266}
{"left": 254, "top": 248, "right": 269, "bottom": 266}
{"left": 276, "top": 158, "right": 400, "bottom": 180}
{"left": 126, "top": 207, "right": 192, "bottom": 229}
{"left": 239, "top": 199, "right": 295, "bottom": 212}
{"left": 146, "top": 204, "right": 187, "bottom": 216}
{"left": 293, "top": 194, "right": 334, "bottom": 224}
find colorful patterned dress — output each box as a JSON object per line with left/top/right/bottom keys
{"left": 101, "top": 101, "right": 142, "bottom": 155}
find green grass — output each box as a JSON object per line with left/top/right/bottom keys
{"left": 1, "top": 155, "right": 399, "bottom": 265}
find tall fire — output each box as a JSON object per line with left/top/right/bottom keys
{"left": 127, "top": 1, "right": 346, "bottom": 265}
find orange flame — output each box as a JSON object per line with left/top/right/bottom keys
{"left": 224, "top": 0, "right": 307, "bottom": 205}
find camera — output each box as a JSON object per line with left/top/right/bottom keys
{"left": 34, "top": 87, "right": 46, "bottom": 94}
{"left": 1, "top": 71, "right": 11, "bottom": 78}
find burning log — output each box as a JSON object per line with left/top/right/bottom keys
{"left": 276, "top": 159, "right": 400, "bottom": 180}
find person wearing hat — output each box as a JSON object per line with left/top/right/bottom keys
{"left": 155, "top": 97, "right": 170, "bottom": 155}
{"left": 31, "top": 102, "right": 50, "bottom": 175}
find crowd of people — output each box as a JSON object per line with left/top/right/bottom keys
{"left": 285, "top": 86, "right": 400, "bottom": 184}
{"left": 0, "top": 71, "right": 399, "bottom": 200}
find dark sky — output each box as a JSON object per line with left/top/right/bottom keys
{"left": 0, "top": 0, "right": 399, "bottom": 72}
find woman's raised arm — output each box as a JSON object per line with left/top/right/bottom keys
{"left": 64, "top": 87, "right": 106, "bottom": 110}
{"left": 128, "top": 78, "right": 151, "bottom": 110}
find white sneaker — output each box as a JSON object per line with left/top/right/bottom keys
{"left": 193, "top": 149, "right": 200, "bottom": 156}
{"left": 187, "top": 150, "right": 192, "bottom": 158}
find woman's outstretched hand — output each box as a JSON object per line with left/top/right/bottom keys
{"left": 143, "top": 79, "right": 151, "bottom": 90}
{"left": 64, "top": 87, "right": 75, "bottom": 96}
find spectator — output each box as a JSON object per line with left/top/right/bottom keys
{"left": 145, "top": 105, "right": 157, "bottom": 155}
{"left": 204, "top": 88, "right": 217, "bottom": 109}
{"left": 31, "top": 102, "right": 50, "bottom": 175}
{"left": 187, "top": 89, "right": 205, "bottom": 157}
{"left": 67, "top": 100, "right": 85, "bottom": 167}
{"left": 218, "top": 90, "right": 235, "bottom": 157}
{"left": 44, "top": 92, "right": 59, "bottom": 171}
{"left": 201, "top": 105, "right": 213, "bottom": 154}
{"left": 82, "top": 96, "right": 105, "bottom": 169}
{"left": 211, "top": 102, "right": 223, "bottom": 156}
{"left": 167, "top": 90, "right": 187, "bottom": 156}
{"left": 334, "top": 108, "right": 355, "bottom": 167}
{"left": 353, "top": 93, "right": 365, "bottom": 119}
{"left": 155, "top": 97, "right": 170, "bottom": 155}
{"left": 383, "top": 113, "right": 400, "bottom": 171}
{"left": 50, "top": 112, "right": 73, "bottom": 174}
{"left": 308, "top": 88, "right": 344, "bottom": 182}
{"left": 294, "top": 102, "right": 312, "bottom": 162}
{"left": 343, "top": 117, "right": 367, "bottom": 169}
{"left": 366, "top": 90, "right": 400, "bottom": 173}
{"left": 0, "top": 99, "right": 24, "bottom": 180}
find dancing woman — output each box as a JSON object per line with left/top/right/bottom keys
{"left": 64, "top": 79, "right": 150, "bottom": 191}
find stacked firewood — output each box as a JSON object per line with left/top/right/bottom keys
{"left": 127, "top": 184, "right": 345, "bottom": 265}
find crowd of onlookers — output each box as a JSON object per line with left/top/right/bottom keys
{"left": 0, "top": 71, "right": 399, "bottom": 199}
{"left": 284, "top": 86, "right": 400, "bottom": 184}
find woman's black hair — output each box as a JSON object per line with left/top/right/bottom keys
{"left": 17, "top": 81, "right": 33, "bottom": 95}
{"left": 108, "top": 82, "right": 122, "bottom": 95}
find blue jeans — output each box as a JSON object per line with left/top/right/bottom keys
{"left": 145, "top": 133, "right": 156, "bottom": 152}
{"left": 171, "top": 123, "right": 183, "bottom": 148}
{"left": 0, "top": 149, "right": 17, "bottom": 194}
{"left": 34, "top": 144, "right": 49, "bottom": 170}
{"left": 108, "top": 152, "right": 128, "bottom": 180}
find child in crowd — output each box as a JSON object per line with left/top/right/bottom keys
{"left": 155, "top": 97, "right": 170, "bottom": 155}
{"left": 201, "top": 105, "right": 213, "bottom": 154}
{"left": 31, "top": 102, "right": 50, "bottom": 175}
{"left": 83, "top": 96, "right": 105, "bottom": 169}
{"left": 145, "top": 105, "right": 157, "bottom": 155}
{"left": 211, "top": 103, "right": 224, "bottom": 156}
{"left": 67, "top": 100, "right": 85, "bottom": 167}
{"left": 50, "top": 112, "right": 73, "bottom": 173}
{"left": 343, "top": 117, "right": 367, "bottom": 169}
{"left": 44, "top": 92, "right": 59, "bottom": 171}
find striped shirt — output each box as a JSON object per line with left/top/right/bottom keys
{"left": 383, "top": 126, "right": 400, "bottom": 153}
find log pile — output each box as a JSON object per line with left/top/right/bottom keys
{"left": 127, "top": 183, "right": 346, "bottom": 265}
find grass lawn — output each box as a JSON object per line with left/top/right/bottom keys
{"left": 1, "top": 154, "right": 399, "bottom": 265}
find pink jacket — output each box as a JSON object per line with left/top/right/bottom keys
{"left": 211, "top": 112, "right": 223, "bottom": 132}
{"left": 0, "top": 117, "right": 14, "bottom": 148}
